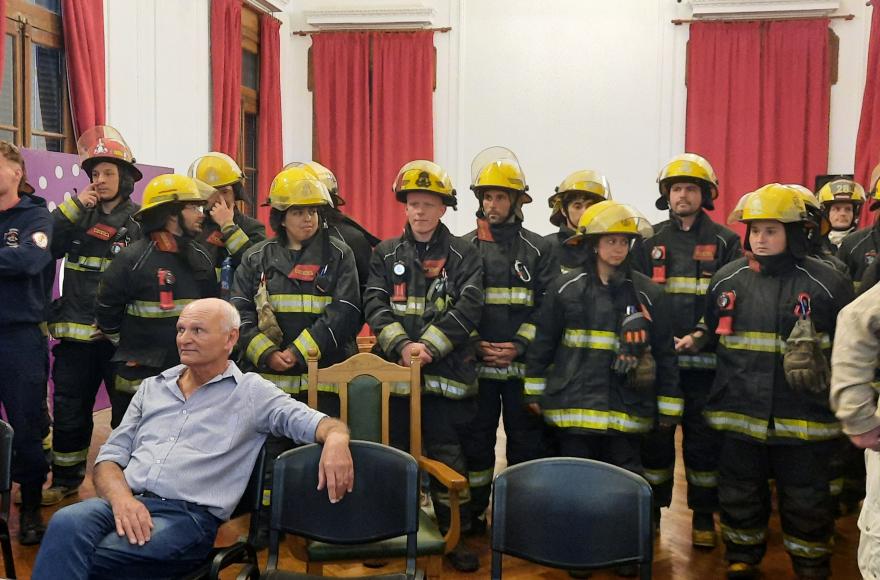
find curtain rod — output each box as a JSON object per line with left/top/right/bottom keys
{"left": 293, "top": 26, "right": 451, "bottom": 36}
{"left": 672, "top": 13, "right": 854, "bottom": 25}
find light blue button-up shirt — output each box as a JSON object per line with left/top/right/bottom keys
{"left": 95, "top": 362, "right": 327, "bottom": 520}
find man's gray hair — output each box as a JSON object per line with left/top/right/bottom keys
{"left": 218, "top": 300, "right": 241, "bottom": 332}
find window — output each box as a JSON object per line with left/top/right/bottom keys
{"left": 240, "top": 4, "right": 260, "bottom": 217}
{"left": 2, "top": 0, "right": 74, "bottom": 152}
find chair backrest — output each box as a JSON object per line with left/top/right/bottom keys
{"left": 307, "top": 351, "right": 422, "bottom": 459}
{"left": 0, "top": 421, "right": 11, "bottom": 516}
{"left": 229, "top": 443, "right": 267, "bottom": 540}
{"left": 491, "top": 457, "right": 653, "bottom": 579}
{"left": 266, "top": 441, "right": 420, "bottom": 574}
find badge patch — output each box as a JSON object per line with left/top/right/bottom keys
{"left": 422, "top": 258, "right": 446, "bottom": 278}
{"left": 693, "top": 244, "right": 716, "bottom": 261}
{"left": 866, "top": 250, "right": 877, "bottom": 266}
{"left": 205, "top": 230, "right": 224, "bottom": 247}
{"left": 289, "top": 264, "right": 320, "bottom": 281}
{"left": 32, "top": 231, "right": 48, "bottom": 249}
{"left": 651, "top": 246, "right": 665, "bottom": 261}
{"left": 86, "top": 223, "right": 117, "bottom": 241}
{"left": 3, "top": 228, "right": 19, "bottom": 247}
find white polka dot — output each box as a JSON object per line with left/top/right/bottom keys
{"left": 38, "top": 176, "right": 47, "bottom": 190}
{"left": 55, "top": 165, "right": 63, "bottom": 179}
{"left": 72, "top": 164, "right": 80, "bottom": 177}
{"left": 63, "top": 191, "right": 71, "bottom": 200}
{"left": 47, "top": 201, "right": 56, "bottom": 211}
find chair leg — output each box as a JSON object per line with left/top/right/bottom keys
{"left": 306, "top": 561, "right": 324, "bottom": 576}
{"left": 0, "top": 519, "right": 15, "bottom": 579}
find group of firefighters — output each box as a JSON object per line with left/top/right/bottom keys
{"left": 0, "top": 123, "right": 877, "bottom": 579}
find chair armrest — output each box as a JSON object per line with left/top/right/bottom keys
{"left": 418, "top": 457, "right": 467, "bottom": 491}
{"left": 208, "top": 541, "right": 257, "bottom": 580}
{"left": 235, "top": 562, "right": 261, "bottom": 580}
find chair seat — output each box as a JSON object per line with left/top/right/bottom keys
{"left": 263, "top": 572, "right": 415, "bottom": 580}
{"left": 306, "top": 509, "right": 445, "bottom": 562}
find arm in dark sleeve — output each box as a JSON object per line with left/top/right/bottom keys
{"left": 722, "top": 232, "right": 743, "bottom": 264}
{"left": 0, "top": 207, "right": 52, "bottom": 277}
{"left": 524, "top": 276, "right": 566, "bottom": 403}
{"left": 513, "top": 239, "right": 559, "bottom": 354}
{"left": 420, "top": 245, "right": 484, "bottom": 360}
{"left": 95, "top": 249, "right": 133, "bottom": 336}
{"left": 364, "top": 248, "right": 410, "bottom": 358}
{"left": 50, "top": 203, "right": 83, "bottom": 259}
{"left": 289, "top": 246, "right": 361, "bottom": 366}
{"left": 649, "top": 290, "right": 683, "bottom": 423}
{"left": 630, "top": 236, "right": 651, "bottom": 276}
{"left": 230, "top": 247, "right": 279, "bottom": 369}
{"left": 223, "top": 215, "right": 266, "bottom": 267}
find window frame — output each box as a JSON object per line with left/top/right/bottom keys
{"left": 239, "top": 3, "right": 260, "bottom": 217}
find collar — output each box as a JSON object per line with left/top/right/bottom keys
{"left": 158, "top": 361, "right": 242, "bottom": 391}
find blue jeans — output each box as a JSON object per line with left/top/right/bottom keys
{"left": 32, "top": 495, "right": 221, "bottom": 579}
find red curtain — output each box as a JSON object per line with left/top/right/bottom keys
{"left": 61, "top": 0, "right": 106, "bottom": 136}
{"left": 312, "top": 32, "right": 371, "bottom": 233}
{"left": 210, "top": 0, "right": 241, "bottom": 156}
{"left": 854, "top": 4, "right": 880, "bottom": 226}
{"left": 369, "top": 31, "right": 434, "bottom": 239}
{"left": 256, "top": 14, "right": 282, "bottom": 226}
{"left": 0, "top": 0, "right": 5, "bottom": 95}
{"left": 686, "top": 19, "right": 831, "bottom": 229}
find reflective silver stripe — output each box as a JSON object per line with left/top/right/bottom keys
{"left": 720, "top": 332, "right": 782, "bottom": 353}
{"left": 677, "top": 353, "right": 716, "bottom": 369}
{"left": 562, "top": 329, "right": 618, "bottom": 350}
{"left": 705, "top": 411, "right": 769, "bottom": 440}
{"left": 468, "top": 469, "right": 493, "bottom": 488}
{"left": 53, "top": 448, "right": 89, "bottom": 467}
{"left": 391, "top": 297, "right": 425, "bottom": 315}
{"left": 664, "top": 276, "right": 710, "bottom": 296}
{"left": 115, "top": 376, "right": 144, "bottom": 394}
{"left": 48, "top": 322, "right": 96, "bottom": 341}
{"left": 423, "top": 375, "right": 473, "bottom": 399}
{"left": 543, "top": 408, "right": 653, "bottom": 433}
{"left": 772, "top": 418, "right": 841, "bottom": 441}
{"left": 782, "top": 534, "right": 831, "bottom": 558}
{"left": 126, "top": 299, "right": 194, "bottom": 318}
{"left": 685, "top": 468, "right": 718, "bottom": 488}
{"left": 224, "top": 227, "right": 248, "bottom": 254}
{"left": 721, "top": 524, "right": 767, "bottom": 546}
{"left": 269, "top": 294, "right": 332, "bottom": 314}
{"left": 64, "top": 255, "right": 108, "bottom": 272}
{"left": 524, "top": 377, "right": 545, "bottom": 395}
{"left": 657, "top": 396, "right": 684, "bottom": 417}
{"left": 422, "top": 325, "right": 453, "bottom": 357}
{"left": 260, "top": 372, "right": 338, "bottom": 395}
{"left": 377, "top": 322, "right": 407, "bottom": 352}
{"left": 643, "top": 467, "right": 674, "bottom": 485}
{"left": 477, "top": 362, "right": 525, "bottom": 380}
{"left": 484, "top": 287, "right": 534, "bottom": 306}
{"left": 516, "top": 322, "right": 536, "bottom": 342}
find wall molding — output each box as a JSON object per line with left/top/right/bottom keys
{"left": 688, "top": 0, "right": 840, "bottom": 20}
{"left": 303, "top": 5, "right": 435, "bottom": 29}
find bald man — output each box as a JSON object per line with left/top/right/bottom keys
{"left": 33, "top": 298, "right": 353, "bottom": 580}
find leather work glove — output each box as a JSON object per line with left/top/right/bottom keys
{"left": 255, "top": 277, "right": 284, "bottom": 346}
{"left": 626, "top": 349, "right": 656, "bottom": 392}
{"left": 783, "top": 318, "right": 830, "bottom": 394}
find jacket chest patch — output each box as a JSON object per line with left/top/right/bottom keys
{"left": 289, "top": 264, "right": 320, "bottom": 281}
{"left": 86, "top": 223, "right": 118, "bottom": 241}
{"left": 3, "top": 228, "right": 19, "bottom": 247}
{"left": 205, "top": 230, "right": 225, "bottom": 247}
{"left": 693, "top": 244, "right": 716, "bottom": 261}
{"left": 422, "top": 258, "right": 446, "bottom": 278}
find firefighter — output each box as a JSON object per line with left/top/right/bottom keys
{"left": 524, "top": 201, "right": 680, "bottom": 531}
{"left": 188, "top": 152, "right": 266, "bottom": 297}
{"left": 45, "top": 125, "right": 143, "bottom": 506}
{"left": 789, "top": 185, "right": 848, "bottom": 275}
{"left": 818, "top": 178, "right": 864, "bottom": 254}
{"left": 463, "top": 147, "right": 558, "bottom": 534}
{"left": 544, "top": 170, "right": 611, "bottom": 273}
{"left": 638, "top": 153, "right": 741, "bottom": 547}
{"left": 703, "top": 184, "right": 853, "bottom": 579}
{"left": 363, "top": 160, "right": 484, "bottom": 572}
{"left": 838, "top": 165, "right": 880, "bottom": 291}
{"left": 0, "top": 141, "right": 52, "bottom": 544}
{"left": 287, "top": 160, "right": 380, "bottom": 294}
{"left": 95, "top": 174, "right": 216, "bottom": 426}
{"left": 230, "top": 165, "right": 360, "bottom": 407}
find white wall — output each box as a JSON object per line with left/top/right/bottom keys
{"left": 99, "top": 0, "right": 875, "bottom": 235}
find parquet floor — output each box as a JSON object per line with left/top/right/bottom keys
{"left": 6, "top": 409, "right": 863, "bottom": 579}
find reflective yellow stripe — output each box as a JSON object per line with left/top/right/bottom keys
{"left": 391, "top": 297, "right": 425, "bottom": 315}
{"left": 246, "top": 332, "right": 276, "bottom": 365}
{"left": 524, "top": 377, "right": 545, "bottom": 396}
{"left": 293, "top": 329, "right": 321, "bottom": 360}
{"left": 829, "top": 477, "right": 844, "bottom": 496}
{"left": 855, "top": 280, "right": 862, "bottom": 292}
{"left": 516, "top": 322, "right": 536, "bottom": 342}
{"left": 423, "top": 375, "right": 475, "bottom": 399}
{"left": 422, "top": 325, "right": 453, "bottom": 357}
{"left": 377, "top": 322, "right": 407, "bottom": 353}
{"left": 478, "top": 362, "right": 525, "bottom": 381}
{"left": 64, "top": 255, "right": 108, "bottom": 272}
{"left": 468, "top": 469, "right": 493, "bottom": 488}
{"left": 562, "top": 329, "right": 618, "bottom": 350}
{"left": 53, "top": 448, "right": 89, "bottom": 467}
{"left": 772, "top": 418, "right": 840, "bottom": 441}
{"left": 663, "top": 276, "right": 710, "bottom": 296}
{"left": 657, "top": 396, "right": 684, "bottom": 417}
{"left": 677, "top": 353, "right": 716, "bottom": 369}
{"left": 48, "top": 322, "right": 97, "bottom": 341}
{"left": 544, "top": 408, "right": 653, "bottom": 433}
{"left": 126, "top": 299, "right": 195, "bottom": 319}
{"left": 58, "top": 197, "right": 82, "bottom": 223}
{"left": 224, "top": 227, "right": 248, "bottom": 254}
{"left": 783, "top": 534, "right": 831, "bottom": 559}
{"left": 643, "top": 466, "right": 674, "bottom": 485}
{"left": 872, "top": 380, "right": 880, "bottom": 392}
{"left": 484, "top": 287, "right": 534, "bottom": 306}
{"left": 269, "top": 294, "right": 331, "bottom": 314}
{"left": 720, "top": 331, "right": 831, "bottom": 354}
{"left": 705, "top": 411, "right": 769, "bottom": 440}
{"left": 260, "top": 372, "right": 337, "bottom": 395}
{"left": 721, "top": 524, "right": 767, "bottom": 546}
{"left": 114, "top": 376, "right": 144, "bottom": 394}
{"left": 685, "top": 468, "right": 718, "bottom": 488}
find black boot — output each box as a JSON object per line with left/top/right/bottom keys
{"left": 445, "top": 540, "right": 479, "bottom": 572}
{"left": 19, "top": 506, "right": 45, "bottom": 546}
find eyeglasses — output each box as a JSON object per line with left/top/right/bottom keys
{"left": 183, "top": 203, "right": 206, "bottom": 214}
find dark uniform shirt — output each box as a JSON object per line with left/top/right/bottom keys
{"left": 0, "top": 194, "right": 53, "bottom": 326}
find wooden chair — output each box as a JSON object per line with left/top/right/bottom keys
{"left": 294, "top": 351, "right": 467, "bottom": 579}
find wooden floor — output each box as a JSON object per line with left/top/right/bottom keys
{"left": 6, "top": 409, "right": 863, "bottom": 579}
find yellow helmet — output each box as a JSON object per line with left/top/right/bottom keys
{"left": 656, "top": 153, "right": 718, "bottom": 210}
{"left": 285, "top": 161, "right": 343, "bottom": 206}
{"left": 566, "top": 200, "right": 653, "bottom": 245}
{"left": 267, "top": 166, "right": 333, "bottom": 211}
{"left": 393, "top": 160, "right": 457, "bottom": 207}
{"left": 470, "top": 146, "right": 531, "bottom": 204}
{"left": 187, "top": 152, "right": 244, "bottom": 189}
{"left": 734, "top": 183, "right": 808, "bottom": 224}
{"left": 135, "top": 174, "right": 214, "bottom": 217}
{"left": 817, "top": 179, "right": 866, "bottom": 210}
{"left": 77, "top": 125, "right": 142, "bottom": 182}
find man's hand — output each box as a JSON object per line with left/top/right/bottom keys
{"left": 400, "top": 342, "right": 432, "bottom": 367}
{"left": 487, "top": 342, "right": 517, "bottom": 368}
{"left": 268, "top": 349, "right": 295, "bottom": 372}
{"left": 77, "top": 183, "right": 100, "bottom": 209}
{"left": 315, "top": 418, "right": 354, "bottom": 503}
{"left": 209, "top": 196, "right": 235, "bottom": 229}
{"left": 526, "top": 402, "right": 542, "bottom": 416}
{"left": 674, "top": 335, "right": 695, "bottom": 353}
{"left": 109, "top": 494, "right": 154, "bottom": 545}
{"left": 849, "top": 424, "right": 880, "bottom": 451}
